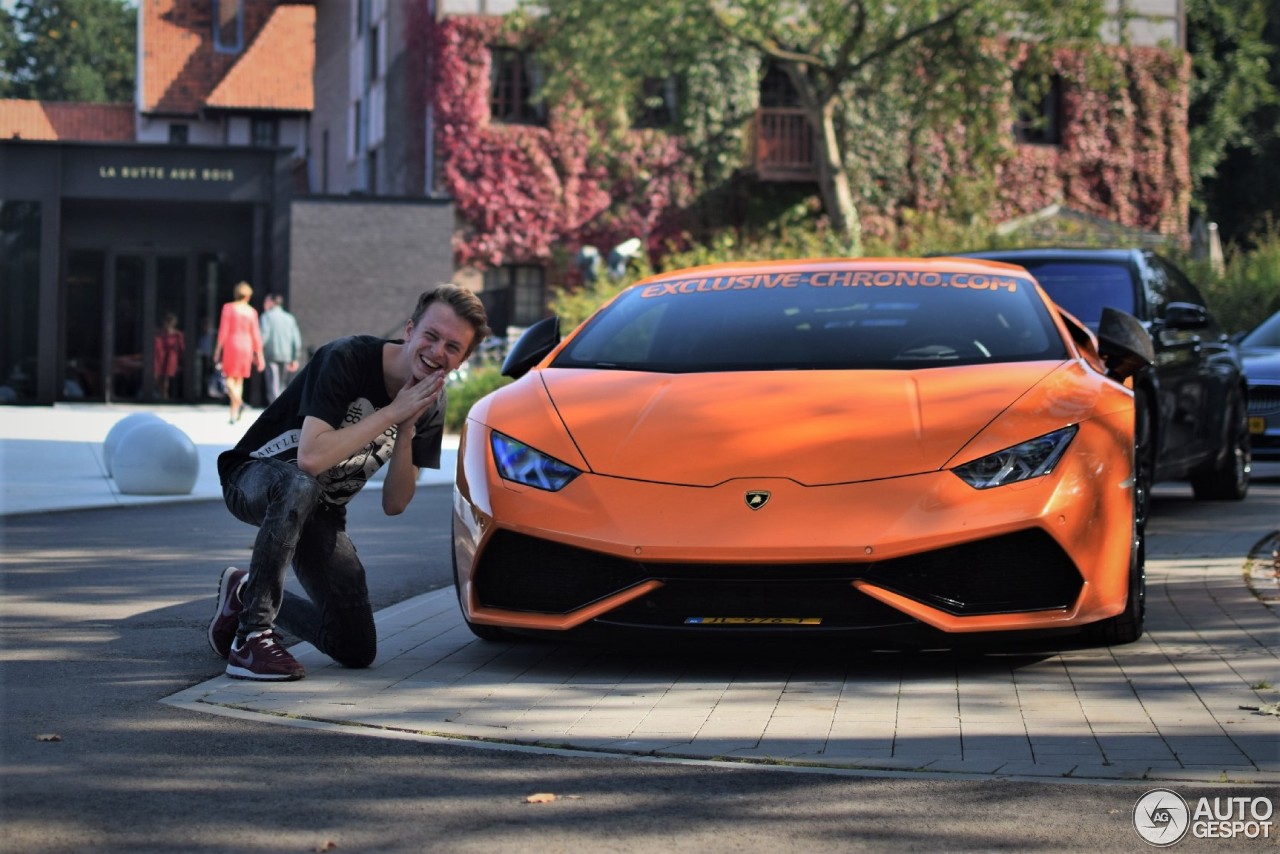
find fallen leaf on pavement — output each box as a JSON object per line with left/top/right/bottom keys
{"left": 525, "top": 793, "right": 557, "bottom": 804}
{"left": 315, "top": 840, "right": 338, "bottom": 852}
{"left": 35, "top": 733, "right": 62, "bottom": 742}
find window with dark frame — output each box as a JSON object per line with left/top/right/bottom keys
{"left": 168, "top": 124, "right": 189, "bottom": 145}
{"left": 353, "top": 99, "right": 362, "bottom": 156}
{"left": 321, "top": 129, "right": 330, "bottom": 193}
{"left": 633, "top": 76, "right": 679, "bottom": 130}
{"left": 760, "top": 64, "right": 800, "bottom": 108}
{"left": 213, "top": 0, "right": 244, "bottom": 53}
{"left": 251, "top": 117, "right": 279, "bottom": 148}
{"left": 1013, "top": 74, "right": 1062, "bottom": 146}
{"left": 357, "top": 0, "right": 366, "bottom": 34}
{"left": 489, "top": 47, "right": 544, "bottom": 125}
{"left": 482, "top": 265, "right": 548, "bottom": 332}
{"left": 368, "top": 22, "right": 381, "bottom": 83}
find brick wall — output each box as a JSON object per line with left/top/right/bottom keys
{"left": 288, "top": 197, "right": 456, "bottom": 358}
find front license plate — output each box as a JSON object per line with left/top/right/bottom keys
{"left": 1249, "top": 416, "right": 1266, "bottom": 435}
{"left": 684, "top": 617, "right": 823, "bottom": 625}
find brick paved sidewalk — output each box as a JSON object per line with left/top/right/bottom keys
{"left": 166, "top": 525, "right": 1279, "bottom": 784}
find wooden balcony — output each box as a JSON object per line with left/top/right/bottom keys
{"left": 751, "top": 107, "right": 818, "bottom": 182}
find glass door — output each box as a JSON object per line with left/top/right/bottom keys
{"left": 62, "top": 250, "right": 107, "bottom": 400}
{"left": 61, "top": 249, "right": 198, "bottom": 402}
{"left": 153, "top": 255, "right": 190, "bottom": 401}
{"left": 109, "top": 254, "right": 146, "bottom": 401}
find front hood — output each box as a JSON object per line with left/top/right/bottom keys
{"left": 539, "top": 364, "right": 1067, "bottom": 486}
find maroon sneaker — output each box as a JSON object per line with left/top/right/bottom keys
{"left": 207, "top": 566, "right": 248, "bottom": 659}
{"left": 226, "top": 629, "right": 306, "bottom": 681}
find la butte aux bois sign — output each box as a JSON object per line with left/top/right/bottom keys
{"left": 97, "top": 164, "right": 236, "bottom": 182}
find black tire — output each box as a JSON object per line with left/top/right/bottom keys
{"left": 451, "top": 541, "right": 513, "bottom": 642}
{"left": 1084, "top": 525, "right": 1146, "bottom": 646}
{"left": 1190, "top": 392, "right": 1250, "bottom": 501}
{"left": 1132, "top": 388, "right": 1155, "bottom": 530}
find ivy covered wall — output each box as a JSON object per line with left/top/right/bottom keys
{"left": 994, "top": 47, "right": 1191, "bottom": 238}
{"left": 428, "top": 16, "right": 1190, "bottom": 271}
{"left": 429, "top": 15, "right": 693, "bottom": 271}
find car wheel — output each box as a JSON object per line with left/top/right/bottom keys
{"left": 451, "top": 540, "right": 512, "bottom": 642}
{"left": 1190, "top": 392, "right": 1251, "bottom": 501}
{"left": 1084, "top": 524, "right": 1146, "bottom": 646}
{"left": 1132, "top": 388, "right": 1155, "bottom": 530}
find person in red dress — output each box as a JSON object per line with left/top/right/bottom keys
{"left": 213, "top": 282, "right": 266, "bottom": 423}
{"left": 153, "top": 312, "right": 184, "bottom": 400}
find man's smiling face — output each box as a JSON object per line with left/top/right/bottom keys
{"left": 401, "top": 301, "right": 476, "bottom": 384}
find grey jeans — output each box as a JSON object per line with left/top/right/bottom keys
{"left": 263, "top": 361, "right": 293, "bottom": 404}
{"left": 222, "top": 457, "right": 376, "bottom": 668}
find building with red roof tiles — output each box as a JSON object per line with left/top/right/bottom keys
{"left": 138, "top": 0, "right": 314, "bottom": 158}
{"left": 0, "top": 1, "right": 324, "bottom": 406}
{"left": 0, "top": 1, "right": 315, "bottom": 151}
{"left": 0, "top": 2, "right": 457, "bottom": 407}
{"left": 0, "top": 101, "right": 135, "bottom": 142}
{"left": 305, "top": 1, "right": 1190, "bottom": 337}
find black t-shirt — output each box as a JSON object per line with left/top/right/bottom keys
{"left": 217, "top": 335, "right": 445, "bottom": 507}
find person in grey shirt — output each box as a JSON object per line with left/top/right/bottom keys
{"left": 259, "top": 293, "right": 304, "bottom": 404}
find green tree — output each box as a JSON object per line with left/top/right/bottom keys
{"left": 1191, "top": 0, "right": 1280, "bottom": 244}
{"left": 515, "top": 0, "right": 1106, "bottom": 255}
{"left": 1, "top": 0, "right": 135, "bottom": 102}
{"left": 1186, "top": 0, "right": 1278, "bottom": 212}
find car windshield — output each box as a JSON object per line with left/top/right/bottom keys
{"left": 552, "top": 267, "right": 1069, "bottom": 372}
{"left": 1005, "top": 260, "right": 1136, "bottom": 330}
{"left": 1241, "top": 312, "right": 1280, "bottom": 348}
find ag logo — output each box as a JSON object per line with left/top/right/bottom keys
{"left": 744, "top": 490, "right": 770, "bottom": 510}
{"left": 1134, "top": 788, "right": 1190, "bottom": 846}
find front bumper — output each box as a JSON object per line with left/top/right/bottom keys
{"left": 453, "top": 413, "right": 1135, "bottom": 636}
{"left": 1247, "top": 380, "right": 1280, "bottom": 460}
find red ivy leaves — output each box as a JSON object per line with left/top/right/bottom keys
{"left": 423, "top": 17, "right": 1189, "bottom": 268}
{"left": 999, "top": 45, "right": 1190, "bottom": 237}
{"left": 429, "top": 17, "right": 693, "bottom": 271}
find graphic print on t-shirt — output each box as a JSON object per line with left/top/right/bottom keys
{"left": 316, "top": 397, "right": 397, "bottom": 505}
{"left": 246, "top": 396, "right": 396, "bottom": 506}
{"left": 250, "top": 429, "right": 302, "bottom": 460}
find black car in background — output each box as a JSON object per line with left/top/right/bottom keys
{"left": 954, "top": 248, "right": 1250, "bottom": 525}
{"left": 1238, "top": 310, "right": 1280, "bottom": 461}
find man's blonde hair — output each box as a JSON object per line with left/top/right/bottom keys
{"left": 410, "top": 284, "right": 492, "bottom": 357}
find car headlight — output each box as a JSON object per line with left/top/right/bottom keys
{"left": 952, "top": 426, "right": 1078, "bottom": 489}
{"left": 490, "top": 431, "right": 582, "bottom": 491}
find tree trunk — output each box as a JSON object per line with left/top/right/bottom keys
{"left": 782, "top": 62, "right": 861, "bottom": 254}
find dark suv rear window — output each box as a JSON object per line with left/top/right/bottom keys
{"left": 1006, "top": 261, "right": 1137, "bottom": 330}
{"left": 552, "top": 268, "right": 1068, "bottom": 372}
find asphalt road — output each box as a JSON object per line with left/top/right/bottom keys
{"left": 2, "top": 475, "right": 1277, "bottom": 853}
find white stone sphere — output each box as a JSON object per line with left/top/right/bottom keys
{"left": 112, "top": 421, "right": 199, "bottom": 495}
{"left": 102, "top": 412, "right": 166, "bottom": 476}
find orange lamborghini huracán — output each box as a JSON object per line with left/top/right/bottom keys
{"left": 452, "top": 258, "right": 1154, "bottom": 647}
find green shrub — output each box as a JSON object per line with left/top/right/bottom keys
{"left": 445, "top": 366, "right": 512, "bottom": 433}
{"left": 549, "top": 275, "right": 640, "bottom": 331}
{"left": 547, "top": 208, "right": 1280, "bottom": 342}
{"left": 1191, "top": 222, "right": 1280, "bottom": 335}
{"left": 548, "top": 206, "right": 1006, "bottom": 325}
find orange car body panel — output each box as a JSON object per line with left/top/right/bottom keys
{"left": 452, "top": 258, "right": 1137, "bottom": 637}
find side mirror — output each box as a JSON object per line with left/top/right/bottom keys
{"left": 1097, "top": 307, "right": 1154, "bottom": 381}
{"left": 501, "top": 315, "right": 561, "bottom": 379}
{"left": 1162, "top": 302, "right": 1209, "bottom": 330}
